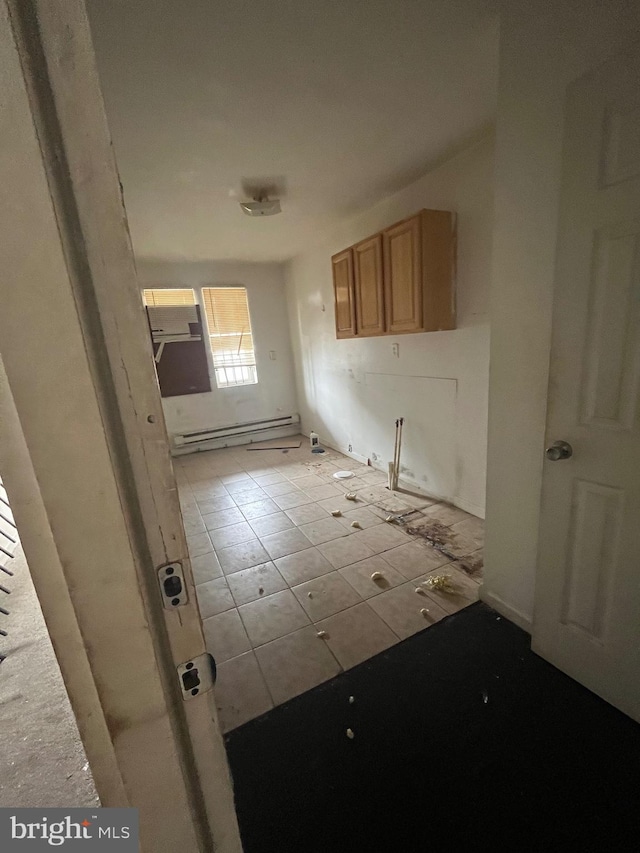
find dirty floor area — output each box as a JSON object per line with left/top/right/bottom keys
{"left": 225, "top": 602, "right": 640, "bottom": 853}
{"left": 175, "top": 437, "right": 484, "bottom": 731}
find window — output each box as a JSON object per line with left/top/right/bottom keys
{"left": 201, "top": 287, "right": 258, "bottom": 388}
{"left": 143, "top": 288, "right": 195, "bottom": 306}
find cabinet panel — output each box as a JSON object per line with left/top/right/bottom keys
{"left": 354, "top": 234, "right": 384, "bottom": 336}
{"left": 421, "top": 209, "right": 456, "bottom": 331}
{"left": 332, "top": 249, "right": 356, "bottom": 338}
{"left": 383, "top": 214, "right": 423, "bottom": 333}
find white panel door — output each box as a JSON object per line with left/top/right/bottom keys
{"left": 533, "top": 41, "right": 640, "bottom": 722}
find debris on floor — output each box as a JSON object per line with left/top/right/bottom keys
{"left": 346, "top": 728, "right": 355, "bottom": 739}
{"left": 414, "top": 587, "right": 427, "bottom": 595}
{"left": 456, "top": 552, "right": 484, "bottom": 578}
{"left": 423, "top": 574, "right": 457, "bottom": 594}
{"left": 330, "top": 510, "right": 342, "bottom": 517}
{"left": 349, "top": 696, "right": 355, "bottom": 704}
{"left": 420, "top": 608, "right": 430, "bottom": 618}
{"left": 345, "top": 493, "right": 357, "bottom": 501}
{"left": 404, "top": 517, "right": 483, "bottom": 578}
{"left": 333, "top": 471, "right": 354, "bottom": 480}
{"left": 317, "top": 630, "right": 328, "bottom": 639}
{"left": 385, "top": 509, "right": 421, "bottom": 525}
{"left": 370, "top": 571, "right": 384, "bottom": 582}
{"left": 247, "top": 439, "right": 302, "bottom": 451}
{"left": 482, "top": 690, "right": 489, "bottom": 704}
{"left": 350, "top": 520, "right": 362, "bottom": 529}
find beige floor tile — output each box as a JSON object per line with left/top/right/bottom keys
{"left": 451, "top": 515, "right": 485, "bottom": 542}
{"left": 187, "top": 532, "right": 213, "bottom": 558}
{"left": 292, "top": 572, "right": 362, "bottom": 621}
{"left": 284, "top": 502, "right": 331, "bottom": 526}
{"left": 416, "top": 565, "right": 480, "bottom": 615}
{"left": 209, "top": 521, "right": 256, "bottom": 550}
{"left": 339, "top": 555, "right": 406, "bottom": 599}
{"left": 248, "top": 512, "right": 294, "bottom": 538}
{"left": 192, "top": 482, "right": 230, "bottom": 499}
{"left": 262, "top": 481, "right": 301, "bottom": 498}
{"left": 318, "top": 536, "right": 376, "bottom": 569}
{"left": 316, "top": 495, "right": 369, "bottom": 514}
{"left": 191, "top": 551, "right": 223, "bottom": 584}
{"left": 260, "top": 528, "right": 312, "bottom": 560}
{"left": 237, "top": 498, "right": 279, "bottom": 521}
{"left": 304, "top": 484, "right": 345, "bottom": 502}
{"left": 298, "top": 517, "right": 350, "bottom": 545}
{"left": 349, "top": 524, "right": 412, "bottom": 554}
{"left": 218, "top": 539, "right": 270, "bottom": 574}
{"left": 272, "top": 491, "right": 314, "bottom": 510}
{"left": 202, "top": 507, "right": 245, "bottom": 530}
{"left": 221, "top": 471, "right": 253, "bottom": 485}
{"left": 316, "top": 603, "right": 398, "bottom": 669}
{"left": 183, "top": 514, "right": 206, "bottom": 537}
{"left": 335, "top": 506, "right": 384, "bottom": 531}
{"left": 196, "top": 494, "right": 235, "bottom": 514}
{"left": 279, "top": 463, "right": 311, "bottom": 480}
{"left": 424, "top": 502, "right": 472, "bottom": 526}
{"left": 239, "top": 589, "right": 310, "bottom": 646}
{"left": 367, "top": 582, "right": 449, "bottom": 640}
{"left": 383, "top": 541, "right": 451, "bottom": 579}
{"left": 226, "top": 562, "right": 287, "bottom": 606}
{"left": 253, "top": 471, "right": 286, "bottom": 486}
{"left": 232, "top": 487, "right": 269, "bottom": 507}
{"left": 254, "top": 626, "right": 341, "bottom": 705}
{"left": 214, "top": 651, "right": 273, "bottom": 733}
{"left": 293, "top": 474, "right": 326, "bottom": 490}
{"left": 196, "top": 577, "right": 235, "bottom": 618}
{"left": 203, "top": 609, "right": 251, "bottom": 663}
{"left": 275, "top": 547, "right": 336, "bottom": 586}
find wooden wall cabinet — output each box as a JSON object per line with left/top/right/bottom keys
{"left": 354, "top": 234, "right": 385, "bottom": 336}
{"left": 331, "top": 209, "right": 456, "bottom": 339}
{"left": 332, "top": 248, "right": 356, "bottom": 338}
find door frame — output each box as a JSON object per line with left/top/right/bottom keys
{"left": 1, "top": 1, "right": 240, "bottom": 849}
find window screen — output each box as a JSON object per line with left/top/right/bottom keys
{"left": 201, "top": 287, "right": 258, "bottom": 388}
{"left": 143, "top": 288, "right": 196, "bottom": 306}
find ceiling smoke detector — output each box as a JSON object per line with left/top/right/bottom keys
{"left": 239, "top": 195, "right": 282, "bottom": 217}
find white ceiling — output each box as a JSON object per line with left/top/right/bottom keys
{"left": 87, "top": 0, "right": 499, "bottom": 263}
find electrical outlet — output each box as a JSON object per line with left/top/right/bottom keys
{"left": 392, "top": 343, "right": 400, "bottom": 358}
{"left": 269, "top": 350, "right": 277, "bottom": 360}
{"left": 348, "top": 444, "right": 353, "bottom": 453}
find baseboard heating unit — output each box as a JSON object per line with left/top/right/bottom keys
{"left": 171, "top": 414, "right": 300, "bottom": 455}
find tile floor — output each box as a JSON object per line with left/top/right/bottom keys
{"left": 174, "top": 436, "right": 484, "bottom": 732}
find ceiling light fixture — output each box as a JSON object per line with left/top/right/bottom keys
{"left": 239, "top": 195, "right": 282, "bottom": 217}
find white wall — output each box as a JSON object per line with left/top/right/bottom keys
{"left": 483, "top": 0, "right": 640, "bottom": 628}
{"left": 136, "top": 260, "right": 298, "bottom": 436}
{"left": 285, "top": 136, "right": 494, "bottom": 517}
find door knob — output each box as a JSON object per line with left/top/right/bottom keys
{"left": 545, "top": 440, "right": 573, "bottom": 461}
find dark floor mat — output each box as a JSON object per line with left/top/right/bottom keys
{"left": 225, "top": 602, "right": 640, "bottom": 853}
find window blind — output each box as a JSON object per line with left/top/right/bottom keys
{"left": 143, "top": 288, "right": 195, "bottom": 306}
{"left": 201, "top": 287, "right": 258, "bottom": 387}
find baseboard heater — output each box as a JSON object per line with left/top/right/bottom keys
{"left": 172, "top": 414, "right": 300, "bottom": 453}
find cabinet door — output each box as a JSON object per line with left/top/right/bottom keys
{"left": 354, "top": 234, "right": 384, "bottom": 336}
{"left": 383, "top": 214, "right": 423, "bottom": 333}
{"left": 332, "top": 249, "right": 356, "bottom": 338}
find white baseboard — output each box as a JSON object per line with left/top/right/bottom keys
{"left": 479, "top": 588, "right": 532, "bottom": 634}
